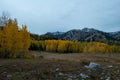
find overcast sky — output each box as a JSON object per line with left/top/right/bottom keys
{"left": 0, "top": 0, "right": 120, "bottom": 34}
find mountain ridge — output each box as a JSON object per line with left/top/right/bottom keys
{"left": 39, "top": 28, "right": 120, "bottom": 45}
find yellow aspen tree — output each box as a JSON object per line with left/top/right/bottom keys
{"left": 49, "top": 40, "right": 58, "bottom": 52}
{"left": 0, "top": 18, "right": 31, "bottom": 58}
{"left": 3, "top": 19, "right": 13, "bottom": 57}
{"left": 0, "top": 29, "right": 3, "bottom": 53}
{"left": 41, "top": 41, "right": 46, "bottom": 51}
{"left": 45, "top": 40, "right": 51, "bottom": 52}
{"left": 2, "top": 19, "right": 20, "bottom": 58}
{"left": 10, "top": 19, "right": 23, "bottom": 58}
{"left": 57, "top": 40, "right": 68, "bottom": 53}
{"left": 20, "top": 25, "right": 30, "bottom": 54}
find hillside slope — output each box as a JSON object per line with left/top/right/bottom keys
{"left": 41, "top": 28, "right": 120, "bottom": 45}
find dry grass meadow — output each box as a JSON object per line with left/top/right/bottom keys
{"left": 0, "top": 51, "right": 120, "bottom": 80}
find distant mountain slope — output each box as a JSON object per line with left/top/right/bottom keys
{"left": 110, "top": 31, "right": 120, "bottom": 40}
{"left": 41, "top": 28, "right": 120, "bottom": 45}
{"left": 64, "top": 28, "right": 120, "bottom": 42}
{"left": 45, "top": 31, "right": 64, "bottom": 39}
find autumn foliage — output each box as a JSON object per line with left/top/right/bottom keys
{"left": 0, "top": 18, "right": 119, "bottom": 58}
{"left": 0, "top": 19, "right": 31, "bottom": 58}
{"left": 30, "top": 40, "right": 120, "bottom": 53}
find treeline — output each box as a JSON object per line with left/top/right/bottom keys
{"left": 30, "top": 40, "right": 120, "bottom": 53}
{"left": 30, "top": 33, "right": 58, "bottom": 41}
{"left": 0, "top": 19, "right": 32, "bottom": 58}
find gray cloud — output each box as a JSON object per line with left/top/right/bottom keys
{"left": 0, "top": 0, "right": 120, "bottom": 34}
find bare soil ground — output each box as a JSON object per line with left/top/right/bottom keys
{"left": 0, "top": 51, "right": 120, "bottom": 80}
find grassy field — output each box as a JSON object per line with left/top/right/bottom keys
{"left": 31, "top": 51, "right": 120, "bottom": 66}
{"left": 0, "top": 51, "right": 120, "bottom": 80}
